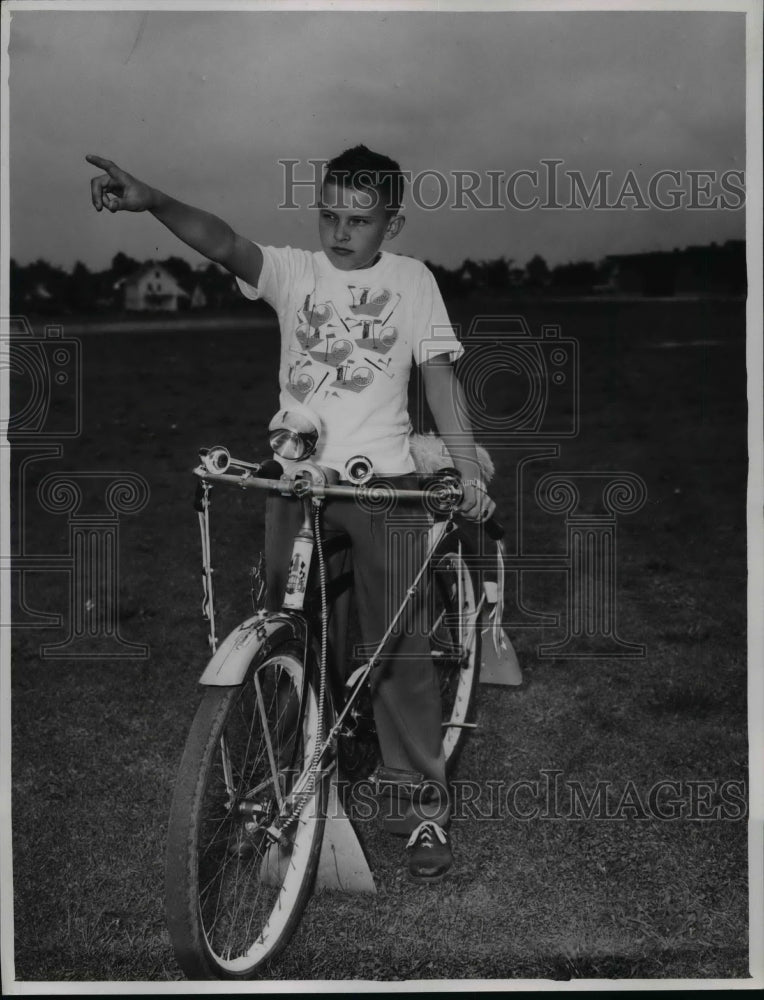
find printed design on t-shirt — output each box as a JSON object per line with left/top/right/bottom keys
{"left": 348, "top": 286, "right": 401, "bottom": 356}
{"left": 286, "top": 281, "right": 403, "bottom": 403}
{"left": 286, "top": 358, "right": 316, "bottom": 402}
{"left": 295, "top": 294, "right": 332, "bottom": 351}
{"left": 307, "top": 335, "right": 353, "bottom": 368}
{"left": 349, "top": 318, "right": 399, "bottom": 356}
{"left": 348, "top": 285, "right": 391, "bottom": 316}
{"left": 329, "top": 362, "right": 374, "bottom": 393}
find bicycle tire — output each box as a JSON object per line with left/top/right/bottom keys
{"left": 429, "top": 527, "right": 481, "bottom": 775}
{"left": 165, "top": 634, "right": 327, "bottom": 979}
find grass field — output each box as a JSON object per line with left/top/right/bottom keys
{"left": 9, "top": 297, "right": 749, "bottom": 982}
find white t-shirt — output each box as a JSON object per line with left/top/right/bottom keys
{"left": 237, "top": 245, "right": 463, "bottom": 475}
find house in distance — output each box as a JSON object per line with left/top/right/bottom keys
{"left": 118, "top": 262, "right": 189, "bottom": 312}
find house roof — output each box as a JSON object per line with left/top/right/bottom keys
{"left": 121, "top": 261, "right": 187, "bottom": 293}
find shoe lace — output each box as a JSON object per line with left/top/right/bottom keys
{"left": 406, "top": 821, "right": 448, "bottom": 850}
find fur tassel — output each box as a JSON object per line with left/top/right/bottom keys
{"left": 409, "top": 432, "right": 495, "bottom": 482}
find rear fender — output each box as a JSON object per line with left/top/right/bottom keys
{"left": 198, "top": 611, "right": 307, "bottom": 686}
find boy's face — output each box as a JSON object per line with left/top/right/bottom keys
{"left": 318, "top": 182, "right": 403, "bottom": 270}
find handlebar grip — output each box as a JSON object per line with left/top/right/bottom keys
{"left": 484, "top": 514, "right": 505, "bottom": 541}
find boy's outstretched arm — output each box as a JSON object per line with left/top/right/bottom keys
{"left": 85, "top": 154, "right": 262, "bottom": 287}
{"left": 421, "top": 354, "right": 496, "bottom": 522}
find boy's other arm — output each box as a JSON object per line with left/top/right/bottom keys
{"left": 86, "top": 154, "right": 262, "bottom": 287}
{"left": 420, "top": 354, "right": 496, "bottom": 522}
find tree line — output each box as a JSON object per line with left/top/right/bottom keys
{"left": 10, "top": 240, "right": 746, "bottom": 314}
{"left": 10, "top": 253, "right": 242, "bottom": 315}
{"left": 425, "top": 254, "right": 606, "bottom": 298}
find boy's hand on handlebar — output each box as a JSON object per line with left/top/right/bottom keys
{"left": 459, "top": 479, "right": 496, "bottom": 523}
{"left": 86, "top": 154, "right": 155, "bottom": 213}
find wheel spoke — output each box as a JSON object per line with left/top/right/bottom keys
{"left": 254, "top": 668, "right": 285, "bottom": 808}
{"left": 456, "top": 549, "right": 465, "bottom": 648}
{"left": 219, "top": 734, "right": 235, "bottom": 803}
{"left": 237, "top": 682, "right": 267, "bottom": 799}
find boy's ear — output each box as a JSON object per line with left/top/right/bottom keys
{"left": 384, "top": 214, "right": 406, "bottom": 240}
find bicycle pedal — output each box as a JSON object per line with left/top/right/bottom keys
{"left": 265, "top": 822, "right": 291, "bottom": 847}
{"left": 344, "top": 663, "right": 371, "bottom": 690}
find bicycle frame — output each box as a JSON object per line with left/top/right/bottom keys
{"left": 192, "top": 457, "right": 486, "bottom": 836}
{"left": 195, "top": 457, "right": 466, "bottom": 690}
{"left": 196, "top": 471, "right": 473, "bottom": 684}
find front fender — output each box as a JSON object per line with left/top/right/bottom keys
{"left": 198, "top": 611, "right": 307, "bottom": 686}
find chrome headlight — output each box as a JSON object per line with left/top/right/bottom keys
{"left": 268, "top": 405, "right": 321, "bottom": 461}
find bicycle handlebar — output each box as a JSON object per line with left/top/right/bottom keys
{"left": 193, "top": 451, "right": 505, "bottom": 539}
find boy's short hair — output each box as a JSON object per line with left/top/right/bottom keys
{"left": 324, "top": 145, "right": 405, "bottom": 215}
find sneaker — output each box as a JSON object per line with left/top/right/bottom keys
{"left": 405, "top": 821, "right": 452, "bottom": 883}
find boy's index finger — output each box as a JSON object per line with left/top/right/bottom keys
{"left": 85, "top": 153, "right": 120, "bottom": 176}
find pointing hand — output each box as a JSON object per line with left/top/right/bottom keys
{"left": 86, "top": 154, "right": 155, "bottom": 213}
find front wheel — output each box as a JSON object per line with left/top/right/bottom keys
{"left": 165, "top": 637, "right": 326, "bottom": 979}
{"left": 429, "top": 527, "right": 482, "bottom": 775}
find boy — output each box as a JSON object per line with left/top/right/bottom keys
{"left": 86, "top": 145, "right": 495, "bottom": 881}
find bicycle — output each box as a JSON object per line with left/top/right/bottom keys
{"left": 164, "top": 414, "right": 506, "bottom": 980}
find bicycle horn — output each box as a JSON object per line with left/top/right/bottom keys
{"left": 268, "top": 404, "right": 321, "bottom": 461}
{"left": 199, "top": 446, "right": 262, "bottom": 477}
{"left": 199, "top": 445, "right": 232, "bottom": 475}
{"left": 344, "top": 455, "right": 374, "bottom": 485}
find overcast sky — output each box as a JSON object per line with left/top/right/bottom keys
{"left": 7, "top": 7, "right": 746, "bottom": 271}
